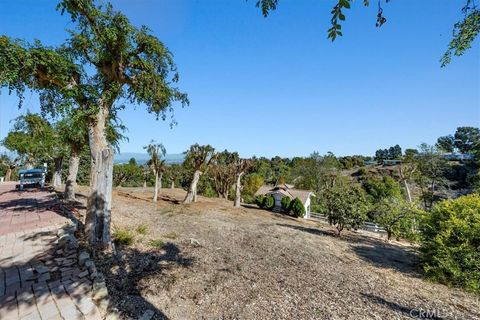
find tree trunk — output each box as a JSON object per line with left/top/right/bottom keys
{"left": 153, "top": 171, "right": 159, "bottom": 202}
{"left": 143, "top": 181, "right": 147, "bottom": 188}
{"left": 158, "top": 172, "right": 163, "bottom": 189}
{"left": 85, "top": 107, "right": 113, "bottom": 249}
{"left": 234, "top": 172, "right": 244, "bottom": 208}
{"left": 387, "top": 230, "right": 392, "bottom": 241}
{"left": 5, "top": 167, "right": 12, "bottom": 181}
{"left": 170, "top": 180, "right": 174, "bottom": 189}
{"left": 184, "top": 170, "right": 201, "bottom": 203}
{"left": 52, "top": 156, "right": 64, "bottom": 189}
{"left": 403, "top": 180, "right": 412, "bottom": 203}
{"left": 398, "top": 166, "right": 412, "bottom": 203}
{"left": 64, "top": 148, "right": 80, "bottom": 201}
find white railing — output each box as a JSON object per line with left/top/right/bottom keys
{"left": 309, "top": 212, "right": 386, "bottom": 233}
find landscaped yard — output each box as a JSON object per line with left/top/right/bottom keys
{"left": 73, "top": 187, "right": 479, "bottom": 320}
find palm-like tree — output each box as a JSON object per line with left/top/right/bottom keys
{"left": 144, "top": 141, "right": 167, "bottom": 202}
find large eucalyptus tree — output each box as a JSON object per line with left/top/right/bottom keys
{"left": 0, "top": 0, "right": 187, "bottom": 248}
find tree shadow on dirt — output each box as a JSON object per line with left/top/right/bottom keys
{"left": 276, "top": 223, "right": 338, "bottom": 237}
{"left": 360, "top": 293, "right": 446, "bottom": 319}
{"left": 276, "top": 223, "right": 421, "bottom": 277}
{"left": 93, "top": 242, "right": 193, "bottom": 319}
{"left": 360, "top": 293, "right": 418, "bottom": 318}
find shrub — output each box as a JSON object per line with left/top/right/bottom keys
{"left": 255, "top": 195, "right": 266, "bottom": 208}
{"left": 136, "top": 225, "right": 148, "bottom": 235}
{"left": 420, "top": 194, "right": 480, "bottom": 293}
{"left": 289, "top": 197, "right": 305, "bottom": 218}
{"left": 112, "top": 229, "right": 134, "bottom": 246}
{"left": 263, "top": 194, "right": 275, "bottom": 210}
{"left": 163, "top": 231, "right": 179, "bottom": 239}
{"left": 281, "top": 196, "right": 291, "bottom": 213}
{"left": 150, "top": 239, "right": 165, "bottom": 248}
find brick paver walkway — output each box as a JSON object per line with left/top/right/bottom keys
{"left": 0, "top": 182, "right": 102, "bottom": 320}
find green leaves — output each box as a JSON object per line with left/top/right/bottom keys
{"left": 441, "top": 5, "right": 480, "bottom": 67}
{"left": 420, "top": 194, "right": 480, "bottom": 293}
{"left": 255, "top": 0, "right": 279, "bottom": 17}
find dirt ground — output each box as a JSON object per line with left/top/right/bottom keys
{"left": 73, "top": 187, "right": 479, "bottom": 320}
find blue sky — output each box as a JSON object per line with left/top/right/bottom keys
{"left": 0, "top": 0, "right": 478, "bottom": 158}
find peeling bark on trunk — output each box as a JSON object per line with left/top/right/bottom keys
{"left": 153, "top": 171, "right": 159, "bottom": 202}
{"left": 184, "top": 170, "right": 201, "bottom": 203}
{"left": 5, "top": 168, "right": 12, "bottom": 181}
{"left": 52, "top": 157, "right": 64, "bottom": 189}
{"left": 85, "top": 107, "right": 113, "bottom": 248}
{"left": 234, "top": 172, "right": 244, "bottom": 208}
{"left": 65, "top": 149, "right": 80, "bottom": 201}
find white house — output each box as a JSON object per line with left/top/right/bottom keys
{"left": 255, "top": 183, "right": 315, "bottom": 219}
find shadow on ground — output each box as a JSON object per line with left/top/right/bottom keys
{"left": 276, "top": 223, "right": 421, "bottom": 277}
{"left": 360, "top": 293, "right": 445, "bottom": 319}
{"left": 94, "top": 242, "right": 193, "bottom": 319}
{"left": 0, "top": 188, "right": 59, "bottom": 212}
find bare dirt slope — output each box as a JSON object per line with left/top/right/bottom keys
{"left": 75, "top": 187, "right": 479, "bottom": 320}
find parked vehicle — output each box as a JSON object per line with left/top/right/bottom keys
{"left": 18, "top": 168, "right": 46, "bottom": 189}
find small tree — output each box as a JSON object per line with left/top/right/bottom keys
{"left": 210, "top": 150, "right": 238, "bottom": 199}
{"left": 233, "top": 158, "right": 251, "bottom": 208}
{"left": 372, "top": 197, "right": 419, "bottom": 241}
{"left": 323, "top": 182, "right": 368, "bottom": 236}
{"left": 144, "top": 141, "right": 166, "bottom": 202}
{"left": 183, "top": 144, "right": 216, "bottom": 203}
{"left": 414, "top": 144, "right": 447, "bottom": 210}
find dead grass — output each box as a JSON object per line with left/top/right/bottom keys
{"left": 75, "top": 186, "right": 480, "bottom": 320}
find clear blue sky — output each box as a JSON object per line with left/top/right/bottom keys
{"left": 0, "top": 0, "right": 478, "bottom": 158}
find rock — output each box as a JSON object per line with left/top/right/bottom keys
{"left": 139, "top": 309, "right": 155, "bottom": 320}
{"left": 79, "top": 251, "right": 90, "bottom": 267}
{"left": 190, "top": 238, "right": 201, "bottom": 246}
{"left": 58, "top": 234, "right": 71, "bottom": 246}
{"left": 85, "top": 259, "right": 95, "bottom": 269}
{"left": 66, "top": 237, "right": 79, "bottom": 250}
{"left": 105, "top": 311, "right": 120, "bottom": 320}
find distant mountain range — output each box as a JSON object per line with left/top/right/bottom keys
{"left": 114, "top": 152, "right": 184, "bottom": 165}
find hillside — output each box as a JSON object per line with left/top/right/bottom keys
{"left": 71, "top": 186, "right": 480, "bottom": 320}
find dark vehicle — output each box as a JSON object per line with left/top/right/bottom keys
{"left": 18, "top": 168, "right": 46, "bottom": 190}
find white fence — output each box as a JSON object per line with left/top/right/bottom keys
{"left": 309, "top": 212, "right": 386, "bottom": 234}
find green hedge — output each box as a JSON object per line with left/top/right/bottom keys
{"left": 289, "top": 197, "right": 305, "bottom": 218}
{"left": 420, "top": 194, "right": 480, "bottom": 293}
{"left": 263, "top": 194, "right": 275, "bottom": 210}
{"left": 281, "top": 196, "right": 291, "bottom": 213}
{"left": 255, "top": 195, "right": 265, "bottom": 208}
